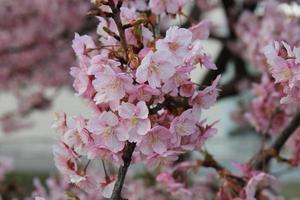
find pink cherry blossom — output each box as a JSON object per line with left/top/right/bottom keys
{"left": 149, "top": 0, "right": 187, "bottom": 15}
{"left": 128, "top": 84, "right": 161, "bottom": 103}
{"left": 243, "top": 173, "right": 277, "bottom": 200}
{"left": 170, "top": 109, "right": 198, "bottom": 138}
{"left": 162, "top": 66, "right": 192, "bottom": 96}
{"left": 87, "top": 111, "right": 125, "bottom": 153}
{"left": 72, "top": 33, "right": 97, "bottom": 68}
{"left": 53, "top": 142, "right": 79, "bottom": 182}
{"left": 118, "top": 101, "right": 151, "bottom": 142}
{"left": 180, "top": 122, "right": 217, "bottom": 151}
{"left": 120, "top": 7, "right": 137, "bottom": 24}
{"left": 87, "top": 144, "right": 122, "bottom": 164}
{"left": 263, "top": 42, "right": 294, "bottom": 83}
{"left": 189, "top": 20, "right": 210, "bottom": 42}
{"left": 62, "top": 116, "right": 93, "bottom": 155}
{"left": 136, "top": 50, "right": 177, "bottom": 88}
{"left": 70, "top": 67, "right": 95, "bottom": 98}
{"left": 88, "top": 54, "right": 121, "bottom": 76}
{"left": 93, "top": 66, "right": 133, "bottom": 109}
{"left": 187, "top": 40, "right": 217, "bottom": 70}
{"left": 139, "top": 126, "right": 174, "bottom": 155}
{"left": 156, "top": 26, "right": 192, "bottom": 63}
{"left": 189, "top": 75, "right": 220, "bottom": 112}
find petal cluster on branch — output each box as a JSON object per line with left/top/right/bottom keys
{"left": 52, "top": 0, "right": 220, "bottom": 197}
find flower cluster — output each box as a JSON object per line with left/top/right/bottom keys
{"left": 264, "top": 41, "right": 300, "bottom": 107}
{"left": 245, "top": 74, "right": 293, "bottom": 136}
{"left": 52, "top": 0, "right": 219, "bottom": 197}
{"left": 233, "top": 2, "right": 300, "bottom": 169}
{"left": 235, "top": 1, "right": 300, "bottom": 72}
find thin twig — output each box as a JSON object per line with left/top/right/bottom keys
{"left": 102, "top": 160, "right": 110, "bottom": 181}
{"left": 251, "top": 112, "right": 300, "bottom": 170}
{"left": 108, "top": 0, "right": 128, "bottom": 61}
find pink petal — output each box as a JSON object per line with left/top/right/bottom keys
{"left": 118, "top": 102, "right": 135, "bottom": 119}
{"left": 136, "top": 101, "right": 149, "bottom": 119}
{"left": 152, "top": 140, "right": 167, "bottom": 154}
{"left": 137, "top": 119, "right": 151, "bottom": 135}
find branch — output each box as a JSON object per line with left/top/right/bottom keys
{"left": 251, "top": 112, "right": 300, "bottom": 170}
{"left": 199, "top": 151, "right": 245, "bottom": 186}
{"left": 109, "top": 0, "right": 129, "bottom": 61}
{"left": 181, "top": 4, "right": 201, "bottom": 28}
{"left": 104, "top": 2, "right": 136, "bottom": 199}
{"left": 110, "top": 142, "right": 136, "bottom": 200}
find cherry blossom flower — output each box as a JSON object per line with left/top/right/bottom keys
{"left": 136, "top": 50, "right": 177, "bottom": 88}
{"left": 128, "top": 84, "right": 161, "bottom": 102}
{"left": 189, "top": 20, "right": 211, "bottom": 42}
{"left": 72, "top": 33, "right": 97, "bottom": 68}
{"left": 53, "top": 142, "right": 79, "bottom": 182}
{"left": 243, "top": 173, "right": 277, "bottom": 200}
{"left": 162, "top": 66, "right": 192, "bottom": 96}
{"left": 170, "top": 109, "right": 198, "bottom": 138}
{"left": 187, "top": 40, "right": 217, "bottom": 70}
{"left": 87, "top": 111, "right": 125, "bottom": 153}
{"left": 149, "top": 0, "right": 187, "bottom": 15}
{"left": 118, "top": 101, "right": 151, "bottom": 142}
{"left": 189, "top": 75, "right": 220, "bottom": 112}
{"left": 70, "top": 66, "right": 95, "bottom": 98}
{"left": 139, "top": 126, "right": 174, "bottom": 155}
{"left": 62, "top": 116, "right": 93, "bottom": 155}
{"left": 156, "top": 26, "right": 192, "bottom": 63}
{"left": 93, "top": 66, "right": 133, "bottom": 109}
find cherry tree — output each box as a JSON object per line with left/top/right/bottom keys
{"left": 2, "top": 0, "right": 300, "bottom": 199}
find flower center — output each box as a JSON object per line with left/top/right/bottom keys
{"left": 110, "top": 78, "right": 121, "bottom": 89}
{"left": 103, "top": 127, "right": 113, "bottom": 137}
{"left": 168, "top": 42, "right": 179, "bottom": 51}
{"left": 149, "top": 61, "right": 159, "bottom": 74}
{"left": 150, "top": 134, "right": 158, "bottom": 144}
{"left": 131, "top": 117, "right": 139, "bottom": 126}
{"left": 175, "top": 124, "right": 188, "bottom": 136}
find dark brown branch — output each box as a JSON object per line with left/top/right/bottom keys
{"left": 106, "top": 3, "right": 135, "bottom": 199}
{"left": 199, "top": 151, "right": 245, "bottom": 186}
{"left": 103, "top": 26, "right": 121, "bottom": 41}
{"left": 109, "top": 0, "right": 128, "bottom": 61}
{"left": 181, "top": 4, "right": 201, "bottom": 28}
{"left": 251, "top": 112, "right": 300, "bottom": 170}
{"left": 110, "top": 142, "right": 136, "bottom": 200}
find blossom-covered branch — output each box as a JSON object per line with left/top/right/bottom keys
{"left": 52, "top": 0, "right": 220, "bottom": 199}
